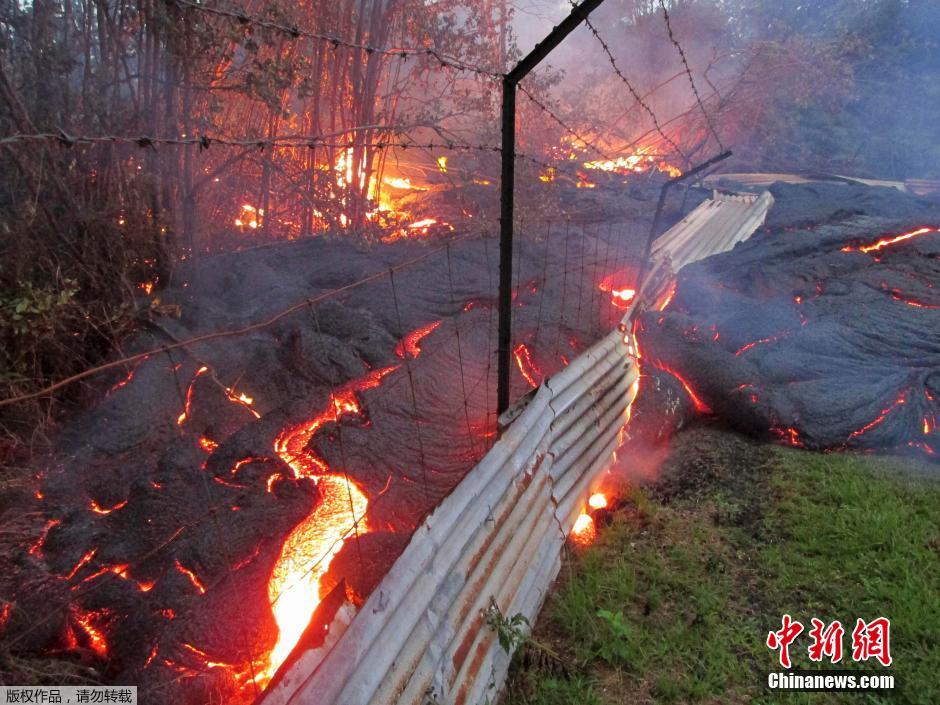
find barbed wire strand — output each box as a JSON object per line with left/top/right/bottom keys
{"left": 169, "top": 0, "right": 501, "bottom": 80}
{"left": 658, "top": 0, "right": 724, "bottom": 150}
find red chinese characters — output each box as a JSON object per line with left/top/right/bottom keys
{"left": 767, "top": 614, "right": 804, "bottom": 668}
{"left": 808, "top": 618, "right": 844, "bottom": 664}
{"left": 851, "top": 617, "right": 892, "bottom": 667}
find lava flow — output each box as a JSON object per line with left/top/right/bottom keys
{"left": 513, "top": 343, "right": 541, "bottom": 388}
{"left": 840, "top": 226, "right": 937, "bottom": 253}
{"left": 257, "top": 337, "right": 417, "bottom": 685}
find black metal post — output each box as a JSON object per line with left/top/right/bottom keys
{"left": 496, "top": 0, "right": 607, "bottom": 418}
{"left": 497, "top": 78, "right": 516, "bottom": 416}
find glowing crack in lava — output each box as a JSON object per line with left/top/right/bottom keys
{"left": 259, "top": 363, "right": 399, "bottom": 686}
{"left": 513, "top": 343, "right": 541, "bottom": 388}
{"left": 840, "top": 226, "right": 937, "bottom": 253}
{"left": 394, "top": 320, "right": 441, "bottom": 359}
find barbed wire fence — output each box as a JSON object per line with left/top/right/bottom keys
{"left": 0, "top": 0, "right": 728, "bottom": 700}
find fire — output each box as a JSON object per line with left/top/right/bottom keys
{"left": 598, "top": 274, "right": 636, "bottom": 309}
{"left": 841, "top": 226, "right": 937, "bottom": 253}
{"left": 570, "top": 513, "right": 595, "bottom": 545}
{"left": 394, "top": 320, "right": 441, "bottom": 359}
{"left": 588, "top": 492, "right": 608, "bottom": 509}
{"left": 65, "top": 549, "right": 97, "bottom": 581}
{"left": 259, "top": 363, "right": 406, "bottom": 684}
{"left": 513, "top": 343, "right": 541, "bottom": 388}
{"left": 655, "top": 281, "right": 677, "bottom": 312}
{"left": 198, "top": 437, "right": 219, "bottom": 453}
{"left": 583, "top": 145, "right": 682, "bottom": 178}
{"left": 382, "top": 176, "right": 427, "bottom": 191}
{"left": 224, "top": 387, "right": 261, "bottom": 418}
{"left": 436, "top": 156, "right": 448, "bottom": 173}
{"left": 234, "top": 203, "right": 263, "bottom": 230}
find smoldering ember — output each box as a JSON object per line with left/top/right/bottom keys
{"left": 1, "top": 2, "right": 938, "bottom": 705}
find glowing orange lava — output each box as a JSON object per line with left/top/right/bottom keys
{"left": 513, "top": 343, "right": 541, "bottom": 388}
{"left": 70, "top": 606, "right": 110, "bottom": 657}
{"left": 89, "top": 499, "right": 128, "bottom": 515}
{"left": 651, "top": 362, "right": 712, "bottom": 414}
{"left": 174, "top": 559, "right": 207, "bottom": 594}
{"left": 177, "top": 366, "right": 208, "bottom": 425}
{"left": 841, "top": 226, "right": 937, "bottom": 253}
{"left": 394, "top": 321, "right": 441, "bottom": 359}
{"left": 847, "top": 390, "right": 908, "bottom": 440}
{"left": 259, "top": 362, "right": 402, "bottom": 686}
{"left": 734, "top": 332, "right": 788, "bottom": 357}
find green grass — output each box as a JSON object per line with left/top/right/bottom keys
{"left": 505, "top": 439, "right": 940, "bottom": 705}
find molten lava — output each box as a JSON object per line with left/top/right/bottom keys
{"left": 650, "top": 361, "right": 712, "bottom": 414}
{"left": 513, "top": 343, "right": 541, "bottom": 388}
{"left": 394, "top": 321, "right": 441, "bottom": 359}
{"left": 260, "top": 352, "right": 411, "bottom": 684}
{"left": 177, "top": 366, "right": 208, "bottom": 425}
{"left": 841, "top": 226, "right": 937, "bottom": 253}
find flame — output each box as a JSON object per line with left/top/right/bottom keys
{"left": 198, "top": 437, "right": 219, "bottom": 453}
{"left": 436, "top": 156, "right": 448, "bottom": 173}
{"left": 588, "top": 492, "right": 608, "bottom": 509}
{"left": 583, "top": 145, "right": 682, "bottom": 178}
{"left": 262, "top": 475, "right": 368, "bottom": 685}
{"left": 65, "top": 549, "right": 97, "bottom": 581}
{"left": 224, "top": 387, "right": 261, "bottom": 418}
{"left": 570, "top": 513, "right": 595, "bottom": 545}
{"left": 598, "top": 274, "right": 636, "bottom": 309}
{"left": 513, "top": 343, "right": 541, "bottom": 388}
{"left": 841, "top": 226, "right": 936, "bottom": 253}
{"left": 382, "top": 177, "right": 427, "bottom": 191}
{"left": 235, "top": 203, "right": 263, "bottom": 230}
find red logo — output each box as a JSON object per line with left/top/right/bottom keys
{"left": 767, "top": 616, "right": 891, "bottom": 668}
{"left": 807, "top": 618, "right": 844, "bottom": 664}
{"left": 851, "top": 617, "right": 892, "bottom": 667}
{"left": 766, "top": 614, "right": 804, "bottom": 668}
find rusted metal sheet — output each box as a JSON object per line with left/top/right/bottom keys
{"left": 259, "top": 189, "right": 774, "bottom": 705}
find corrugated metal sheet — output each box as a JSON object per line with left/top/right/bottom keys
{"left": 259, "top": 190, "right": 773, "bottom": 705}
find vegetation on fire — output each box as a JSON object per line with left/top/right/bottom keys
{"left": 504, "top": 426, "right": 940, "bottom": 705}
{"left": 3, "top": 0, "right": 940, "bottom": 445}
